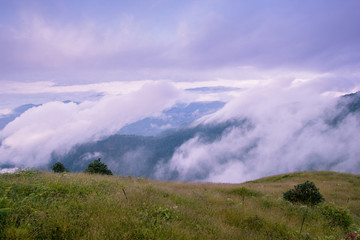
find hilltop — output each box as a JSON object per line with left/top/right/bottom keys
{"left": 0, "top": 170, "right": 359, "bottom": 239}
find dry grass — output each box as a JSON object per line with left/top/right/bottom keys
{"left": 0, "top": 170, "right": 359, "bottom": 239}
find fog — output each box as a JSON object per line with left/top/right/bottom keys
{"left": 156, "top": 78, "right": 360, "bottom": 182}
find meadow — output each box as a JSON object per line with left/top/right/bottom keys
{"left": 1, "top": 170, "right": 359, "bottom": 239}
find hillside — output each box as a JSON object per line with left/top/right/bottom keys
{"left": 51, "top": 120, "right": 244, "bottom": 179}
{"left": 45, "top": 91, "right": 360, "bottom": 183}
{"left": 1, "top": 170, "right": 359, "bottom": 239}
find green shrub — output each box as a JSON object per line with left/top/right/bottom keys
{"left": 84, "top": 158, "right": 112, "bottom": 175}
{"left": 320, "top": 204, "right": 353, "bottom": 230}
{"left": 283, "top": 181, "right": 324, "bottom": 233}
{"left": 283, "top": 181, "right": 324, "bottom": 206}
{"left": 51, "top": 162, "right": 68, "bottom": 173}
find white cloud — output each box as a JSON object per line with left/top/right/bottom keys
{"left": 0, "top": 108, "right": 13, "bottom": 116}
{"left": 156, "top": 77, "right": 360, "bottom": 183}
{"left": 16, "top": 13, "right": 144, "bottom": 65}
{"left": 0, "top": 79, "right": 249, "bottom": 109}
{"left": 0, "top": 81, "right": 180, "bottom": 168}
{"left": 0, "top": 80, "right": 153, "bottom": 95}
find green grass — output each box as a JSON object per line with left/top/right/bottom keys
{"left": 0, "top": 170, "right": 359, "bottom": 239}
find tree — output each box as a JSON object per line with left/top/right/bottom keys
{"left": 283, "top": 180, "right": 324, "bottom": 206}
{"left": 51, "top": 162, "right": 67, "bottom": 173}
{"left": 283, "top": 180, "right": 324, "bottom": 233}
{"left": 84, "top": 158, "right": 112, "bottom": 175}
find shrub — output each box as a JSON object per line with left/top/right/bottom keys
{"left": 320, "top": 204, "right": 353, "bottom": 230}
{"left": 283, "top": 180, "right": 324, "bottom": 206}
{"left": 283, "top": 181, "right": 324, "bottom": 233}
{"left": 51, "top": 162, "right": 67, "bottom": 173}
{"left": 84, "top": 158, "right": 112, "bottom": 175}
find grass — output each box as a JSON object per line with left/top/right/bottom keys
{"left": 0, "top": 170, "right": 359, "bottom": 239}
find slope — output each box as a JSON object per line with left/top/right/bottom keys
{"left": 0, "top": 170, "right": 359, "bottom": 239}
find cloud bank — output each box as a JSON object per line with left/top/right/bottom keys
{"left": 156, "top": 78, "right": 360, "bottom": 183}
{"left": 0, "top": 82, "right": 180, "bottom": 168}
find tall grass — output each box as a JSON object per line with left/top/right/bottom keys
{"left": 0, "top": 170, "right": 359, "bottom": 239}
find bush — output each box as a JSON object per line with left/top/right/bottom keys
{"left": 84, "top": 158, "right": 112, "bottom": 175}
{"left": 320, "top": 204, "right": 353, "bottom": 230}
{"left": 284, "top": 180, "right": 325, "bottom": 233}
{"left": 283, "top": 180, "right": 324, "bottom": 206}
{"left": 51, "top": 162, "right": 67, "bottom": 173}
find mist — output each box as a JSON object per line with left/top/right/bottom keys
{"left": 155, "top": 78, "right": 360, "bottom": 183}
{"left": 0, "top": 82, "right": 180, "bottom": 168}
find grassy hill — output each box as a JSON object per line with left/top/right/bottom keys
{"left": 0, "top": 170, "right": 359, "bottom": 239}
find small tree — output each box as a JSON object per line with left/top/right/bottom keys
{"left": 84, "top": 158, "right": 112, "bottom": 175}
{"left": 283, "top": 180, "right": 324, "bottom": 206}
{"left": 283, "top": 180, "right": 324, "bottom": 233}
{"left": 51, "top": 162, "right": 67, "bottom": 173}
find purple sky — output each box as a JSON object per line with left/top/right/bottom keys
{"left": 0, "top": 0, "right": 360, "bottom": 84}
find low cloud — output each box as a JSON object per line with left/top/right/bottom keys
{"left": 156, "top": 77, "right": 360, "bottom": 183}
{"left": 0, "top": 82, "right": 180, "bottom": 168}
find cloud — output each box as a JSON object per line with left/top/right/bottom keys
{"left": 0, "top": 13, "right": 146, "bottom": 70}
{"left": 1, "top": 1, "right": 360, "bottom": 82}
{"left": 0, "top": 82, "right": 180, "bottom": 168}
{"left": 0, "top": 79, "right": 253, "bottom": 111}
{"left": 156, "top": 77, "right": 360, "bottom": 183}
{"left": 0, "top": 80, "right": 157, "bottom": 95}
{"left": 0, "top": 109, "right": 13, "bottom": 117}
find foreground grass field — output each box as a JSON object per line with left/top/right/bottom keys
{"left": 0, "top": 170, "right": 359, "bottom": 239}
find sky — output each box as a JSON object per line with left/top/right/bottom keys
{"left": 1, "top": 0, "right": 360, "bottom": 84}
{"left": 1, "top": 0, "right": 360, "bottom": 180}
{"left": 0, "top": 0, "right": 359, "bottom": 108}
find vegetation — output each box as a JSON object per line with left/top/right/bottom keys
{"left": 51, "top": 162, "right": 67, "bottom": 173}
{"left": 84, "top": 158, "right": 112, "bottom": 175}
{"left": 283, "top": 180, "right": 324, "bottom": 206}
{"left": 225, "top": 186, "right": 261, "bottom": 207}
{"left": 51, "top": 120, "right": 246, "bottom": 177}
{"left": 283, "top": 180, "right": 325, "bottom": 233}
{"left": 0, "top": 170, "right": 359, "bottom": 239}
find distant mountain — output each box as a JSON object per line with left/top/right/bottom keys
{"left": 118, "top": 101, "right": 225, "bottom": 136}
{"left": 185, "top": 86, "right": 242, "bottom": 93}
{"left": 329, "top": 91, "right": 360, "bottom": 126}
{"left": 0, "top": 101, "right": 225, "bottom": 135}
{"left": 50, "top": 92, "right": 360, "bottom": 181}
{"left": 51, "top": 119, "right": 246, "bottom": 179}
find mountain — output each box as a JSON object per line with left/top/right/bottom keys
{"left": 118, "top": 101, "right": 225, "bottom": 136}
{"left": 329, "top": 91, "right": 360, "bottom": 126}
{"left": 50, "top": 92, "right": 360, "bottom": 181}
{"left": 51, "top": 119, "right": 246, "bottom": 179}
